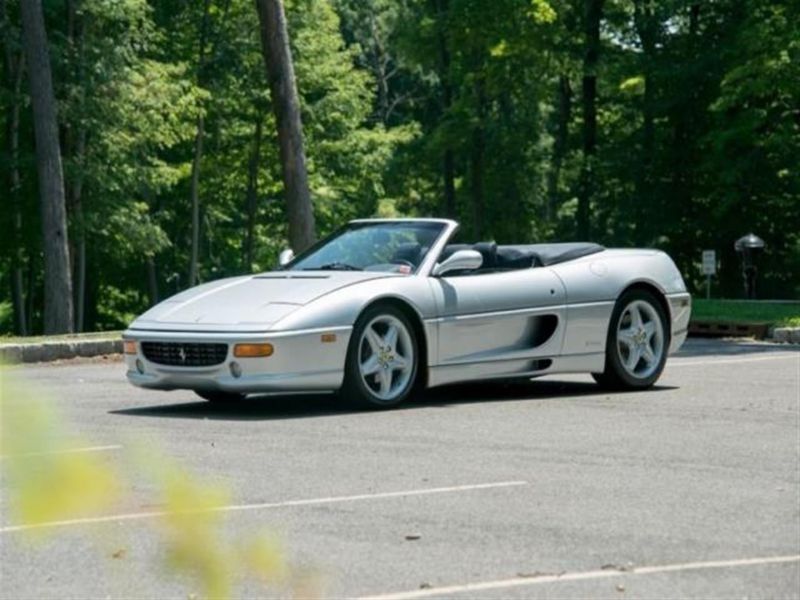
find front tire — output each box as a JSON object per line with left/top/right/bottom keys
{"left": 341, "top": 305, "right": 419, "bottom": 409}
{"left": 593, "top": 289, "right": 669, "bottom": 390}
{"left": 194, "top": 390, "right": 246, "bottom": 403}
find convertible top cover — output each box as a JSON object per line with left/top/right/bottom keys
{"left": 441, "top": 242, "right": 604, "bottom": 270}
{"left": 499, "top": 243, "right": 605, "bottom": 266}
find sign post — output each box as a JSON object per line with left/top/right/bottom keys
{"left": 701, "top": 250, "right": 716, "bottom": 299}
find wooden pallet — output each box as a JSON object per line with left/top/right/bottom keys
{"left": 688, "top": 320, "right": 769, "bottom": 339}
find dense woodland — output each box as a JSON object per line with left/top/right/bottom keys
{"left": 1, "top": 0, "right": 798, "bottom": 335}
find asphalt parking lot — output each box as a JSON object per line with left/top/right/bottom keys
{"left": 1, "top": 338, "right": 799, "bottom": 599}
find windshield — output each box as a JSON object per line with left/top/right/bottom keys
{"left": 287, "top": 221, "right": 446, "bottom": 274}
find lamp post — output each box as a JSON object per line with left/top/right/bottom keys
{"left": 734, "top": 234, "right": 765, "bottom": 299}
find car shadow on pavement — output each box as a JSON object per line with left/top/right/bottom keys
{"left": 109, "top": 379, "right": 677, "bottom": 422}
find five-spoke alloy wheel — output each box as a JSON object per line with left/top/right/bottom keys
{"left": 343, "top": 305, "right": 418, "bottom": 408}
{"left": 593, "top": 289, "right": 669, "bottom": 389}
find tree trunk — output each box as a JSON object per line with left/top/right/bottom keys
{"left": 64, "top": 0, "right": 88, "bottom": 330}
{"left": 369, "top": 12, "right": 390, "bottom": 123}
{"left": 470, "top": 137, "right": 485, "bottom": 240}
{"left": 434, "top": 0, "right": 456, "bottom": 218}
{"left": 73, "top": 161, "right": 87, "bottom": 334}
{"left": 188, "top": 113, "right": 204, "bottom": 286}
{"left": 2, "top": 0, "right": 28, "bottom": 335}
{"left": 470, "top": 77, "right": 486, "bottom": 240}
{"left": 546, "top": 75, "right": 572, "bottom": 222}
{"left": 243, "top": 112, "right": 264, "bottom": 271}
{"left": 75, "top": 231, "right": 86, "bottom": 331}
{"left": 670, "top": 1, "right": 700, "bottom": 263}
{"left": 187, "top": 0, "right": 211, "bottom": 287}
{"left": 578, "top": 0, "right": 604, "bottom": 241}
{"left": 670, "top": 4, "right": 699, "bottom": 222}
{"left": 5, "top": 49, "right": 27, "bottom": 335}
{"left": 26, "top": 261, "right": 36, "bottom": 334}
{"left": 69, "top": 122, "right": 87, "bottom": 331}
{"left": 20, "top": 0, "right": 73, "bottom": 333}
{"left": 255, "top": 0, "right": 316, "bottom": 252}
{"left": 146, "top": 257, "right": 159, "bottom": 306}
{"left": 633, "top": 0, "right": 656, "bottom": 245}
{"left": 443, "top": 150, "right": 456, "bottom": 219}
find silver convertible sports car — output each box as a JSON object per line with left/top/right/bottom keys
{"left": 124, "top": 219, "right": 691, "bottom": 408}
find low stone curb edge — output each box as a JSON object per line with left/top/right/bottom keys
{"left": 771, "top": 328, "right": 800, "bottom": 344}
{"left": 0, "top": 339, "right": 123, "bottom": 364}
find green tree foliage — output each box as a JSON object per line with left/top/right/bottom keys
{"left": 705, "top": 2, "right": 800, "bottom": 296}
{"left": 291, "top": 0, "right": 416, "bottom": 229}
{"left": 1, "top": 0, "right": 798, "bottom": 335}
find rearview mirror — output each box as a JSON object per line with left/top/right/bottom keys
{"left": 432, "top": 249, "right": 483, "bottom": 276}
{"left": 278, "top": 248, "right": 295, "bottom": 266}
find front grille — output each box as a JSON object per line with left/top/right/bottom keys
{"left": 141, "top": 342, "right": 228, "bottom": 367}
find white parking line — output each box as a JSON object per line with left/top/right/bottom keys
{"left": 0, "top": 444, "right": 122, "bottom": 460}
{"left": 360, "top": 554, "right": 800, "bottom": 600}
{"left": 669, "top": 354, "right": 799, "bottom": 367}
{"left": 0, "top": 480, "right": 527, "bottom": 533}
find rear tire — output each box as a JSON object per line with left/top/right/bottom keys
{"left": 194, "top": 390, "right": 246, "bottom": 403}
{"left": 341, "top": 304, "right": 419, "bottom": 409}
{"left": 593, "top": 289, "right": 669, "bottom": 390}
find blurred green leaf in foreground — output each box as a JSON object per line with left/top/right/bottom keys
{"left": 0, "top": 368, "right": 119, "bottom": 529}
{"left": 0, "top": 367, "right": 290, "bottom": 598}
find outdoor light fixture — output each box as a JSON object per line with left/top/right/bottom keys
{"left": 734, "top": 233, "right": 765, "bottom": 299}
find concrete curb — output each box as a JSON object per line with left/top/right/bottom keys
{"left": 771, "top": 327, "right": 800, "bottom": 344}
{"left": 0, "top": 339, "right": 122, "bottom": 364}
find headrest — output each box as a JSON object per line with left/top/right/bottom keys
{"left": 473, "top": 241, "right": 497, "bottom": 267}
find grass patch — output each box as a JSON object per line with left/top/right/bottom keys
{"left": 692, "top": 299, "right": 800, "bottom": 327}
{"left": 0, "top": 331, "right": 123, "bottom": 346}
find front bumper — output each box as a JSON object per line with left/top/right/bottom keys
{"left": 123, "top": 326, "right": 352, "bottom": 393}
{"left": 667, "top": 292, "right": 692, "bottom": 354}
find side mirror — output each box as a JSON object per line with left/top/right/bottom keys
{"left": 278, "top": 248, "right": 295, "bottom": 266}
{"left": 432, "top": 249, "right": 483, "bottom": 276}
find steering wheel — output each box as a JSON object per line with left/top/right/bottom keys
{"left": 390, "top": 259, "right": 415, "bottom": 268}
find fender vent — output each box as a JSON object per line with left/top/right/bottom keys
{"left": 529, "top": 359, "right": 553, "bottom": 371}
{"left": 529, "top": 314, "right": 558, "bottom": 347}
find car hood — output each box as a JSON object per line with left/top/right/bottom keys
{"left": 129, "top": 271, "right": 396, "bottom": 332}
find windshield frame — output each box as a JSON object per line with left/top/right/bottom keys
{"left": 281, "top": 219, "right": 457, "bottom": 276}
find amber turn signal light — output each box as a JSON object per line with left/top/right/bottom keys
{"left": 123, "top": 340, "right": 137, "bottom": 355}
{"left": 233, "top": 343, "right": 274, "bottom": 358}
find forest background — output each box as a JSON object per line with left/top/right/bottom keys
{"left": 1, "top": 0, "right": 798, "bottom": 335}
